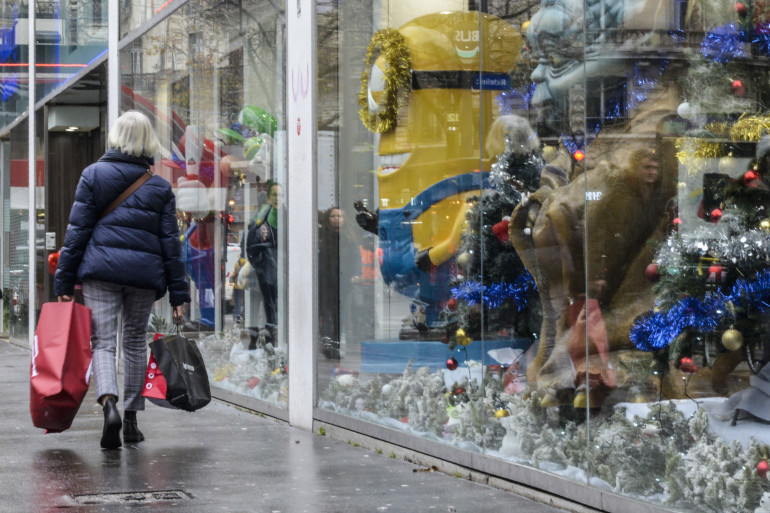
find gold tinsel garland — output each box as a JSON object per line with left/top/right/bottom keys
{"left": 358, "top": 28, "right": 412, "bottom": 134}
{"left": 676, "top": 114, "right": 770, "bottom": 170}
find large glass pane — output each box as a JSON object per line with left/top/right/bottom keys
{"left": 121, "top": 0, "right": 288, "bottom": 408}
{"left": 7, "top": 116, "right": 28, "bottom": 342}
{"left": 35, "top": 0, "right": 108, "bottom": 101}
{"left": 317, "top": 0, "right": 770, "bottom": 511}
{"left": 0, "top": 1, "right": 29, "bottom": 127}
{"left": 317, "top": 0, "right": 542, "bottom": 463}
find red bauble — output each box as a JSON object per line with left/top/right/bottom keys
{"left": 454, "top": 387, "right": 466, "bottom": 395}
{"left": 446, "top": 356, "right": 459, "bottom": 371}
{"left": 247, "top": 377, "right": 260, "bottom": 389}
{"left": 645, "top": 263, "right": 660, "bottom": 283}
{"left": 758, "top": 460, "right": 769, "bottom": 479}
{"left": 679, "top": 357, "right": 698, "bottom": 374}
{"left": 710, "top": 208, "right": 723, "bottom": 223}
{"left": 672, "top": 217, "right": 682, "bottom": 230}
{"left": 492, "top": 219, "right": 510, "bottom": 244}
{"left": 732, "top": 79, "right": 745, "bottom": 96}
{"left": 735, "top": 2, "right": 748, "bottom": 16}
{"left": 448, "top": 297, "right": 458, "bottom": 311}
{"left": 744, "top": 170, "right": 759, "bottom": 186}
{"left": 708, "top": 264, "right": 726, "bottom": 283}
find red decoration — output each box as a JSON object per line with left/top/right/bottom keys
{"left": 47, "top": 251, "right": 59, "bottom": 276}
{"left": 679, "top": 357, "right": 699, "bottom": 374}
{"left": 448, "top": 297, "right": 458, "bottom": 311}
{"left": 247, "top": 377, "right": 260, "bottom": 388}
{"left": 446, "top": 356, "right": 459, "bottom": 371}
{"left": 573, "top": 150, "right": 585, "bottom": 161}
{"left": 401, "top": 416, "right": 409, "bottom": 423}
{"left": 744, "top": 170, "right": 760, "bottom": 186}
{"left": 731, "top": 79, "right": 745, "bottom": 96}
{"left": 735, "top": 2, "right": 748, "bottom": 16}
{"left": 454, "top": 387, "right": 466, "bottom": 395}
{"left": 758, "top": 460, "right": 769, "bottom": 479}
{"left": 708, "top": 264, "right": 726, "bottom": 283}
{"left": 645, "top": 263, "right": 660, "bottom": 283}
{"left": 492, "top": 218, "right": 510, "bottom": 244}
{"left": 710, "top": 208, "right": 723, "bottom": 223}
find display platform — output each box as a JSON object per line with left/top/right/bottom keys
{"left": 360, "top": 338, "right": 532, "bottom": 374}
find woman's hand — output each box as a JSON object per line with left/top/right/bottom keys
{"left": 172, "top": 304, "right": 185, "bottom": 324}
{"left": 58, "top": 295, "right": 72, "bottom": 302}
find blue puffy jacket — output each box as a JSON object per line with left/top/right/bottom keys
{"left": 54, "top": 149, "right": 191, "bottom": 306}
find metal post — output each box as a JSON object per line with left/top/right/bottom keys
{"left": 27, "top": 0, "right": 37, "bottom": 344}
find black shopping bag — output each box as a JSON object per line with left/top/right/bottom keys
{"left": 145, "top": 332, "right": 211, "bottom": 412}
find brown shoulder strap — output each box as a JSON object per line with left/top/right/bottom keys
{"left": 99, "top": 170, "right": 153, "bottom": 220}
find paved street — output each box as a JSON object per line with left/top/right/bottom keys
{"left": 1, "top": 339, "right": 569, "bottom": 513}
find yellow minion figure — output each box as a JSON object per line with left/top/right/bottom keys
{"left": 356, "top": 11, "right": 521, "bottom": 327}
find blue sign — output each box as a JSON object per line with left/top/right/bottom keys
{"left": 473, "top": 73, "right": 511, "bottom": 90}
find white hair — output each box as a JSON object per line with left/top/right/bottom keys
{"left": 108, "top": 110, "right": 161, "bottom": 157}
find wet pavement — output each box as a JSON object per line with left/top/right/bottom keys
{"left": 1, "top": 339, "right": 569, "bottom": 513}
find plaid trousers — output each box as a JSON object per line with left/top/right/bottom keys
{"left": 81, "top": 279, "right": 156, "bottom": 411}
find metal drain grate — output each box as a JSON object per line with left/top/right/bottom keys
{"left": 71, "top": 490, "right": 193, "bottom": 505}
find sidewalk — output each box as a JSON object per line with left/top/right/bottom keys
{"left": 2, "top": 339, "right": 568, "bottom": 513}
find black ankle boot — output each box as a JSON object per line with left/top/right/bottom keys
{"left": 100, "top": 397, "right": 122, "bottom": 449}
{"left": 123, "top": 413, "right": 145, "bottom": 443}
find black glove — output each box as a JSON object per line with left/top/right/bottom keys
{"left": 415, "top": 247, "right": 434, "bottom": 273}
{"left": 354, "top": 200, "right": 379, "bottom": 235}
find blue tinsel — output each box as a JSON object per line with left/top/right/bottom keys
{"left": 630, "top": 269, "right": 770, "bottom": 351}
{"left": 451, "top": 272, "right": 536, "bottom": 311}
{"left": 701, "top": 23, "right": 770, "bottom": 62}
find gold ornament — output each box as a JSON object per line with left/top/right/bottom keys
{"left": 358, "top": 28, "right": 412, "bottom": 134}
{"left": 760, "top": 219, "right": 770, "bottom": 232}
{"left": 459, "top": 336, "right": 472, "bottom": 346}
{"left": 494, "top": 409, "right": 510, "bottom": 418}
{"left": 521, "top": 20, "right": 530, "bottom": 32}
{"left": 455, "top": 329, "right": 466, "bottom": 339}
{"left": 721, "top": 327, "right": 744, "bottom": 351}
{"left": 718, "top": 154, "right": 736, "bottom": 174}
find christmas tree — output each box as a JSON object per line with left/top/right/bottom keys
{"left": 444, "top": 115, "right": 544, "bottom": 350}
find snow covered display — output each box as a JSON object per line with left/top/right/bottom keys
{"left": 198, "top": 327, "right": 288, "bottom": 406}
{"left": 321, "top": 363, "right": 770, "bottom": 511}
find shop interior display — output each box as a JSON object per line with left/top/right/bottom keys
{"left": 322, "top": 1, "right": 770, "bottom": 511}
{"left": 199, "top": 327, "right": 288, "bottom": 406}
{"left": 354, "top": 11, "right": 522, "bottom": 335}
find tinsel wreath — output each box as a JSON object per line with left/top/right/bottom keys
{"left": 630, "top": 268, "right": 770, "bottom": 352}
{"left": 358, "top": 28, "right": 411, "bottom": 134}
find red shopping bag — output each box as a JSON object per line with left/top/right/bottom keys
{"left": 30, "top": 301, "right": 92, "bottom": 433}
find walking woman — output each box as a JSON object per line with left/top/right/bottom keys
{"left": 54, "top": 111, "right": 190, "bottom": 449}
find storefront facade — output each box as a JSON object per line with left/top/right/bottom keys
{"left": 4, "top": 0, "right": 770, "bottom": 511}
